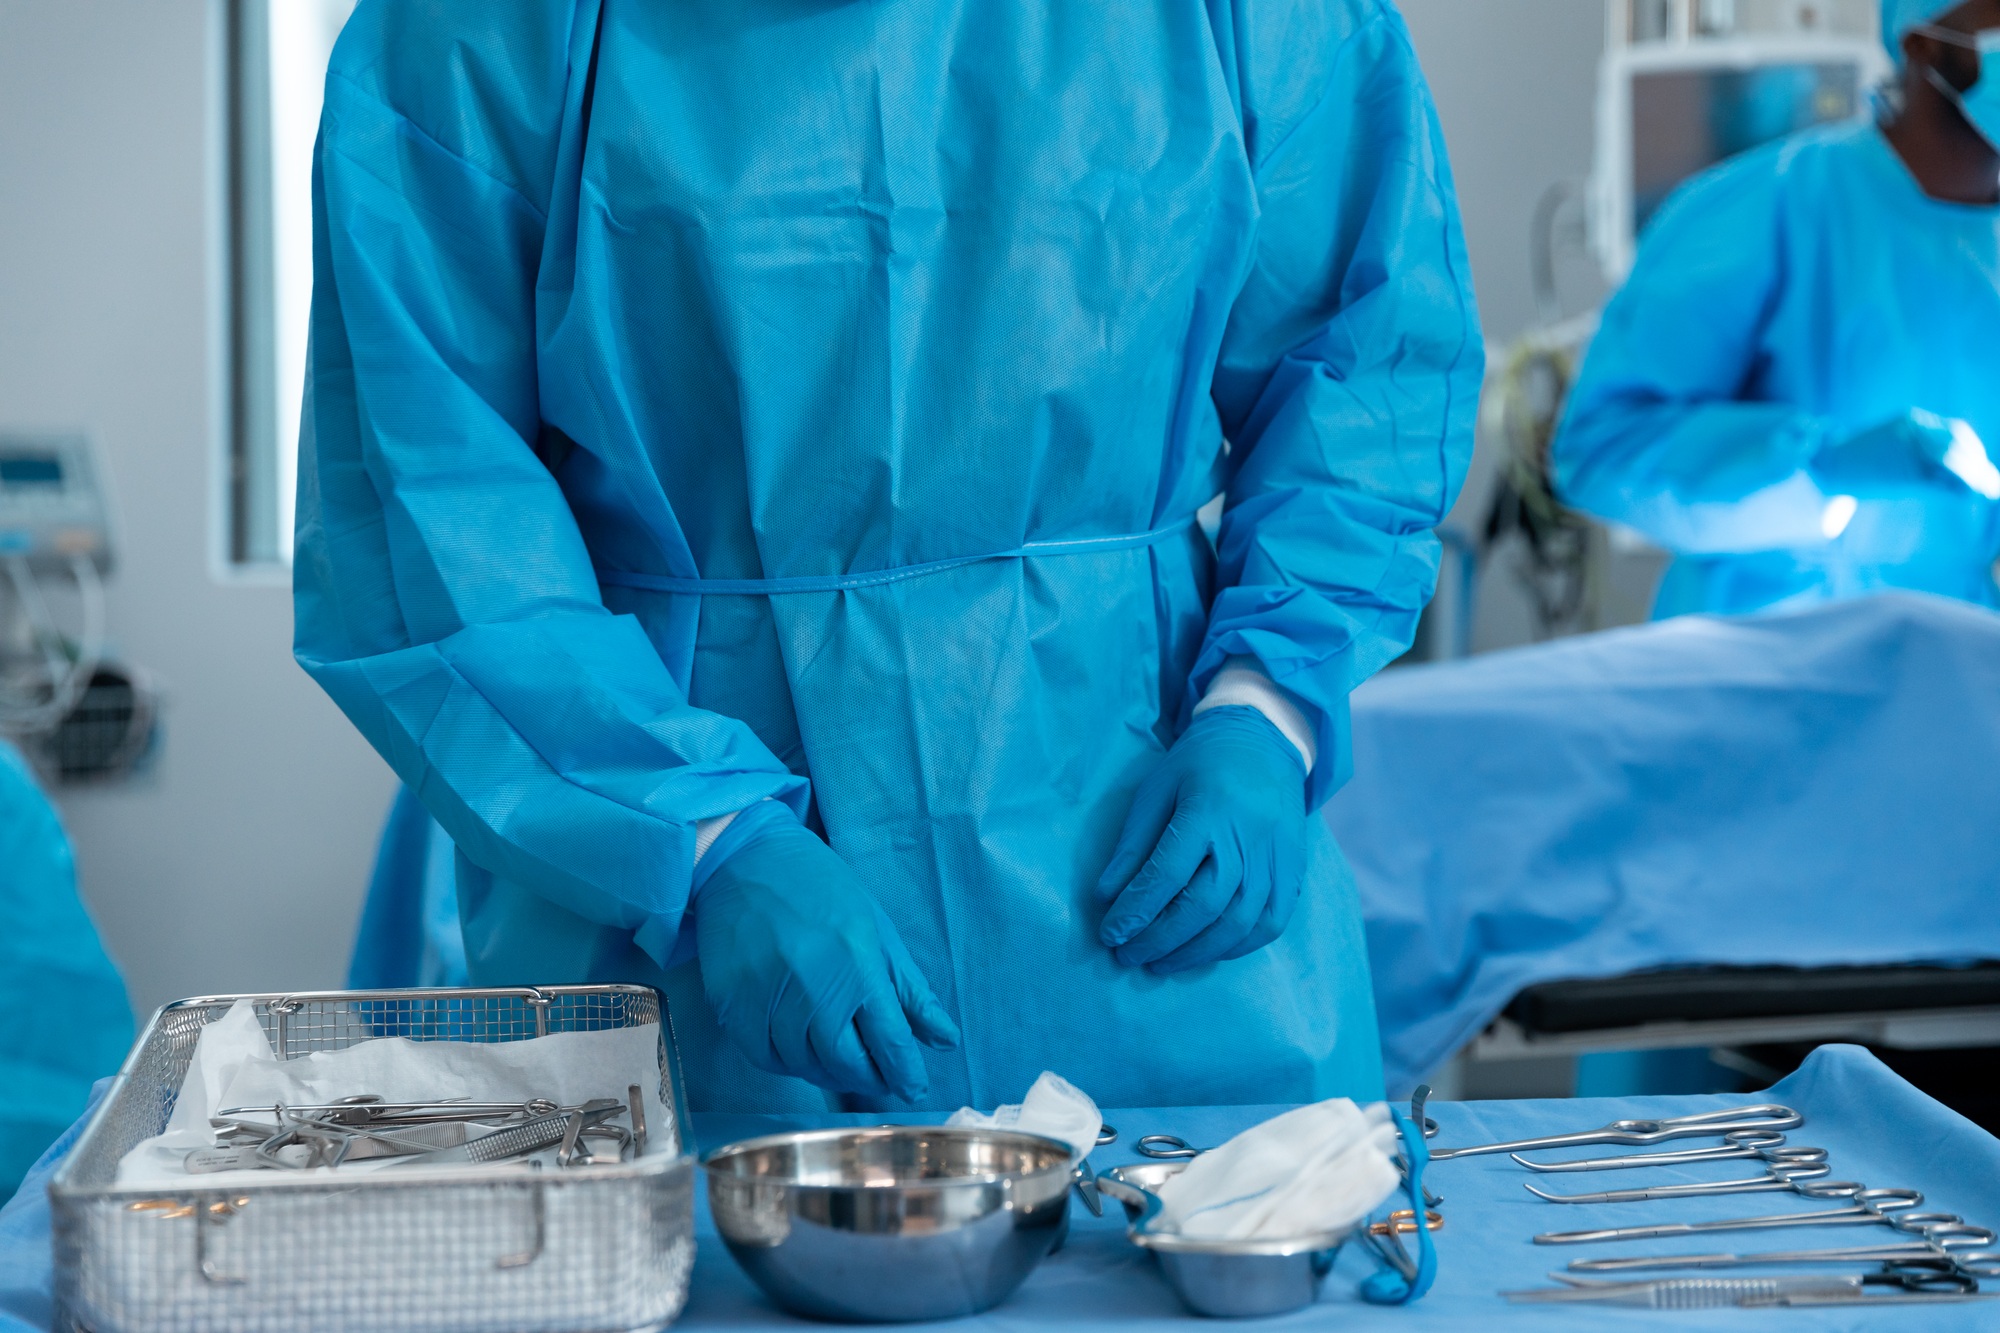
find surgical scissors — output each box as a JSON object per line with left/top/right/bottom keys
{"left": 1525, "top": 1151, "right": 1830, "bottom": 1204}
{"left": 1536, "top": 1184, "right": 1926, "bottom": 1245}
{"left": 1428, "top": 1104, "right": 1802, "bottom": 1161}
{"left": 1513, "top": 1129, "right": 1808, "bottom": 1173}
{"left": 1135, "top": 1134, "right": 1205, "bottom": 1160}
{"left": 1071, "top": 1124, "right": 1119, "bottom": 1217}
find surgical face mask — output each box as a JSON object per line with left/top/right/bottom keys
{"left": 1916, "top": 25, "right": 2000, "bottom": 153}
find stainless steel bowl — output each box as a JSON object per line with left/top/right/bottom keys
{"left": 702, "top": 1125, "right": 1074, "bottom": 1322}
{"left": 1099, "top": 1161, "right": 1352, "bottom": 1319}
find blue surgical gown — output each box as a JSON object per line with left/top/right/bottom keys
{"left": 295, "top": 0, "right": 1480, "bottom": 1111}
{"left": 0, "top": 743, "right": 131, "bottom": 1198}
{"left": 1555, "top": 123, "right": 2000, "bottom": 617}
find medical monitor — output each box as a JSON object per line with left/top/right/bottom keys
{"left": 1591, "top": 37, "right": 1889, "bottom": 279}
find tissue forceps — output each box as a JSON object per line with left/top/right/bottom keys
{"left": 1427, "top": 1103, "right": 1801, "bottom": 1161}
{"left": 1526, "top": 1153, "right": 1831, "bottom": 1204}
{"left": 1506, "top": 1265, "right": 1992, "bottom": 1307}
{"left": 1536, "top": 1185, "right": 1926, "bottom": 1245}
{"left": 1568, "top": 1229, "right": 2000, "bottom": 1276}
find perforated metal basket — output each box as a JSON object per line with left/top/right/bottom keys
{"left": 49, "top": 985, "right": 696, "bottom": 1333}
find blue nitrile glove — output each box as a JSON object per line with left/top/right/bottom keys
{"left": 1808, "top": 410, "right": 1980, "bottom": 500}
{"left": 1094, "top": 705, "right": 1308, "bottom": 974}
{"left": 693, "top": 803, "right": 960, "bottom": 1101}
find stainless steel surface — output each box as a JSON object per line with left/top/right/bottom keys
{"left": 629, "top": 1085, "right": 649, "bottom": 1157}
{"left": 1524, "top": 1153, "right": 1830, "bottom": 1204}
{"left": 1098, "top": 1161, "right": 1350, "bottom": 1319}
{"left": 1507, "top": 1274, "right": 1867, "bottom": 1307}
{"left": 1509, "top": 1273, "right": 1998, "bottom": 1308}
{"left": 1513, "top": 1128, "right": 1808, "bottom": 1172}
{"left": 1135, "top": 1134, "right": 1206, "bottom": 1160}
{"left": 398, "top": 1097, "right": 624, "bottom": 1168}
{"left": 49, "top": 985, "right": 695, "bottom": 1333}
{"left": 1569, "top": 1232, "right": 2000, "bottom": 1275}
{"left": 1429, "top": 1103, "right": 1803, "bottom": 1161}
{"left": 1537, "top": 1185, "right": 1928, "bottom": 1245}
{"left": 702, "top": 1124, "right": 1073, "bottom": 1323}
{"left": 1072, "top": 1156, "right": 1104, "bottom": 1217}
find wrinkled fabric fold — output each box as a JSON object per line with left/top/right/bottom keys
{"left": 298, "top": 0, "right": 1477, "bottom": 1110}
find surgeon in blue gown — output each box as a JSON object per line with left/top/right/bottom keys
{"left": 0, "top": 742, "right": 131, "bottom": 1198}
{"left": 295, "top": 0, "right": 1479, "bottom": 1111}
{"left": 1556, "top": 0, "right": 2000, "bottom": 618}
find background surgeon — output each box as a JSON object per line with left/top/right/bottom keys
{"left": 1554, "top": 0, "right": 2000, "bottom": 618}
{"left": 295, "top": 0, "right": 1479, "bottom": 1112}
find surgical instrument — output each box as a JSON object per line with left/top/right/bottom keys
{"left": 1537, "top": 1186, "right": 1926, "bottom": 1244}
{"left": 1136, "top": 1134, "right": 1206, "bottom": 1160}
{"left": 1428, "top": 1104, "right": 1802, "bottom": 1161}
{"left": 1371, "top": 1210, "right": 1445, "bottom": 1237}
{"left": 1075, "top": 1123, "right": 1121, "bottom": 1217}
{"left": 1402, "top": 1086, "right": 1445, "bottom": 1209}
{"left": 1526, "top": 1154, "right": 1830, "bottom": 1204}
{"left": 628, "top": 1085, "right": 649, "bottom": 1157}
{"left": 199, "top": 1095, "right": 633, "bottom": 1173}
{"left": 218, "top": 1096, "right": 561, "bottom": 1126}
{"left": 1505, "top": 1268, "right": 1991, "bottom": 1308}
{"left": 395, "top": 1098, "right": 626, "bottom": 1168}
{"left": 1569, "top": 1231, "right": 2000, "bottom": 1276}
{"left": 1513, "top": 1129, "right": 1812, "bottom": 1173}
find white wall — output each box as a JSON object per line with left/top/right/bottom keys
{"left": 0, "top": 0, "right": 396, "bottom": 1018}
{"left": 1403, "top": 0, "right": 1610, "bottom": 345}
{"left": 0, "top": 0, "right": 1608, "bottom": 1017}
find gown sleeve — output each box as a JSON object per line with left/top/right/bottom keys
{"left": 1551, "top": 146, "right": 1835, "bottom": 557}
{"left": 293, "top": 4, "right": 807, "bottom": 958}
{"left": 1201, "top": 0, "right": 1483, "bottom": 809}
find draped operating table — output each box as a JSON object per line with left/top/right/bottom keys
{"left": 1329, "top": 592, "right": 2000, "bottom": 1096}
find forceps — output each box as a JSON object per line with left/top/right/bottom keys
{"left": 1428, "top": 1104, "right": 1801, "bottom": 1161}
{"left": 1569, "top": 1229, "right": 2000, "bottom": 1276}
{"left": 1513, "top": 1129, "right": 1808, "bottom": 1173}
{"left": 1505, "top": 1265, "right": 1994, "bottom": 1308}
{"left": 1536, "top": 1184, "right": 1926, "bottom": 1245}
{"left": 1072, "top": 1124, "right": 1118, "bottom": 1217}
{"left": 1525, "top": 1150, "right": 1830, "bottom": 1204}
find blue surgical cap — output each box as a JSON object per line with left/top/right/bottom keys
{"left": 1882, "top": 0, "right": 1962, "bottom": 60}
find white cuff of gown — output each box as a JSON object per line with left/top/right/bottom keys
{"left": 692, "top": 810, "right": 740, "bottom": 865}
{"left": 1193, "top": 657, "right": 1317, "bottom": 773}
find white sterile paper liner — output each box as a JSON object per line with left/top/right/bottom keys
{"left": 1154, "top": 1098, "right": 1402, "bottom": 1240}
{"left": 116, "top": 999, "right": 672, "bottom": 1188}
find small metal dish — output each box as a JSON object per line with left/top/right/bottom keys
{"left": 702, "top": 1124, "right": 1073, "bottom": 1322}
{"left": 1098, "top": 1161, "right": 1353, "bottom": 1319}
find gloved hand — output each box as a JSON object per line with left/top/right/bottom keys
{"left": 1094, "top": 705, "right": 1308, "bottom": 975}
{"left": 1808, "top": 410, "right": 1998, "bottom": 501}
{"left": 695, "top": 811, "right": 960, "bottom": 1101}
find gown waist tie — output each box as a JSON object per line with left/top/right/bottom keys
{"left": 595, "top": 518, "right": 1199, "bottom": 596}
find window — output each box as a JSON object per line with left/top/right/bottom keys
{"left": 224, "top": 0, "right": 355, "bottom": 568}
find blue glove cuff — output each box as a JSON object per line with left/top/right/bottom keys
{"left": 689, "top": 799, "right": 800, "bottom": 897}
{"left": 1182, "top": 704, "right": 1309, "bottom": 781}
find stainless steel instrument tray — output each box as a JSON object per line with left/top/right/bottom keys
{"left": 49, "top": 985, "right": 694, "bottom": 1333}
